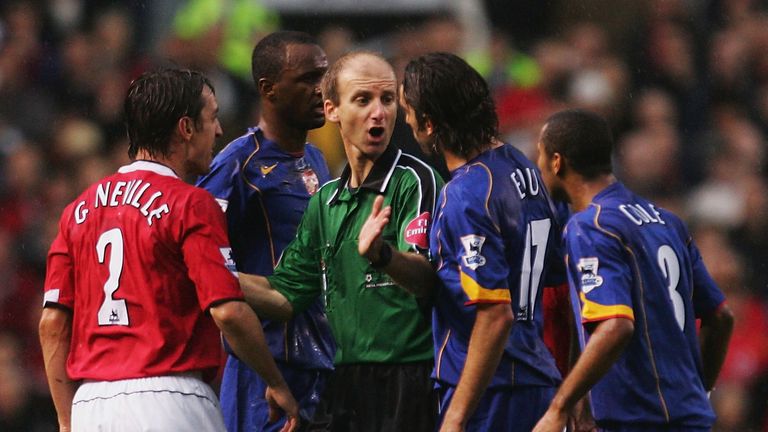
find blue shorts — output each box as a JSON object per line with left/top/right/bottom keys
{"left": 219, "top": 355, "right": 330, "bottom": 432}
{"left": 436, "top": 383, "right": 556, "bottom": 432}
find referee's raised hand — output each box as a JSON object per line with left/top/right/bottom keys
{"left": 358, "top": 194, "right": 392, "bottom": 263}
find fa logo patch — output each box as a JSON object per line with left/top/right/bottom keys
{"left": 460, "top": 235, "right": 487, "bottom": 270}
{"left": 577, "top": 257, "right": 603, "bottom": 293}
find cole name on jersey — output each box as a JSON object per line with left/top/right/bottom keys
{"left": 618, "top": 202, "right": 666, "bottom": 226}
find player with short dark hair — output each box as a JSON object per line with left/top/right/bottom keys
{"left": 387, "top": 52, "right": 564, "bottom": 431}
{"left": 533, "top": 109, "right": 734, "bottom": 432}
{"left": 197, "top": 30, "right": 334, "bottom": 432}
{"left": 251, "top": 31, "right": 318, "bottom": 90}
{"left": 39, "top": 68, "right": 299, "bottom": 432}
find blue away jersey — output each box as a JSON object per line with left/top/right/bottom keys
{"left": 196, "top": 127, "right": 335, "bottom": 370}
{"left": 430, "top": 143, "right": 563, "bottom": 389}
{"left": 565, "top": 181, "right": 726, "bottom": 427}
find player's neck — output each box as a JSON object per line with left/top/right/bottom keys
{"left": 443, "top": 147, "right": 482, "bottom": 172}
{"left": 258, "top": 117, "right": 307, "bottom": 154}
{"left": 133, "top": 149, "right": 184, "bottom": 178}
{"left": 568, "top": 174, "right": 616, "bottom": 212}
{"left": 343, "top": 145, "right": 377, "bottom": 188}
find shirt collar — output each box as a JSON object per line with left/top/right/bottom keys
{"left": 328, "top": 144, "right": 401, "bottom": 205}
{"left": 118, "top": 160, "right": 179, "bottom": 178}
{"left": 249, "top": 126, "right": 306, "bottom": 158}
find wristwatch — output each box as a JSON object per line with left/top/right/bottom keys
{"left": 369, "top": 242, "right": 393, "bottom": 269}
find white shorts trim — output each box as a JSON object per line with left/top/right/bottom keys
{"left": 72, "top": 374, "right": 226, "bottom": 432}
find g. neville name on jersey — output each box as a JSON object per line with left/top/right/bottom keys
{"left": 74, "top": 179, "right": 170, "bottom": 226}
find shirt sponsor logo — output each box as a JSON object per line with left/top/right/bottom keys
{"left": 260, "top": 163, "right": 278, "bottom": 176}
{"left": 461, "top": 235, "right": 487, "bottom": 270}
{"left": 577, "top": 257, "right": 603, "bottom": 293}
{"left": 405, "top": 212, "right": 430, "bottom": 249}
{"left": 302, "top": 169, "right": 320, "bottom": 195}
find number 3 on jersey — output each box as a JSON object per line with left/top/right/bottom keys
{"left": 657, "top": 245, "right": 684, "bottom": 331}
{"left": 97, "top": 228, "right": 130, "bottom": 326}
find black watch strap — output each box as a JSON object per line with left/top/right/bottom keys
{"left": 369, "top": 242, "right": 393, "bottom": 269}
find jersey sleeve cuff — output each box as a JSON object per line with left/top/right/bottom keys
{"left": 460, "top": 271, "right": 511, "bottom": 304}
{"left": 579, "top": 291, "right": 635, "bottom": 322}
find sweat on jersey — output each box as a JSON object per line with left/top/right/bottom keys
{"left": 430, "top": 143, "right": 563, "bottom": 389}
{"left": 43, "top": 161, "right": 243, "bottom": 381}
{"left": 565, "top": 181, "right": 726, "bottom": 428}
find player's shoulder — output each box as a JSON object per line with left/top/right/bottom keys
{"left": 315, "top": 177, "right": 343, "bottom": 203}
{"left": 304, "top": 143, "right": 327, "bottom": 160}
{"left": 452, "top": 160, "right": 492, "bottom": 191}
{"left": 157, "top": 177, "right": 218, "bottom": 207}
{"left": 492, "top": 142, "right": 535, "bottom": 168}
{"left": 443, "top": 163, "right": 492, "bottom": 209}
{"left": 565, "top": 203, "right": 609, "bottom": 238}
{"left": 213, "top": 130, "right": 258, "bottom": 163}
{"left": 395, "top": 151, "right": 442, "bottom": 185}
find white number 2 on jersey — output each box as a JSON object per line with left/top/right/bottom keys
{"left": 657, "top": 245, "right": 684, "bottom": 331}
{"left": 96, "top": 228, "right": 130, "bottom": 326}
{"left": 518, "top": 218, "right": 551, "bottom": 321}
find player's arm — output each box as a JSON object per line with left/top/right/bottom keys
{"left": 440, "top": 302, "right": 513, "bottom": 431}
{"left": 686, "top": 234, "right": 734, "bottom": 392}
{"left": 210, "top": 300, "right": 299, "bottom": 432}
{"left": 39, "top": 306, "right": 77, "bottom": 431}
{"left": 698, "top": 303, "right": 734, "bottom": 391}
{"left": 359, "top": 195, "right": 438, "bottom": 297}
{"left": 238, "top": 273, "right": 294, "bottom": 321}
{"left": 533, "top": 317, "right": 634, "bottom": 432}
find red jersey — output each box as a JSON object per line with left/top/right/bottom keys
{"left": 43, "top": 161, "right": 243, "bottom": 381}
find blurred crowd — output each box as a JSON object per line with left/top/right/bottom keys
{"left": 1, "top": 0, "right": 767, "bottom": 431}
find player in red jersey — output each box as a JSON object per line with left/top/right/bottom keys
{"left": 38, "top": 69, "right": 299, "bottom": 432}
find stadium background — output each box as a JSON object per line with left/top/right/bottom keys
{"left": 0, "top": 0, "right": 767, "bottom": 430}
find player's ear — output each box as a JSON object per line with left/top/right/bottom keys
{"left": 178, "top": 116, "right": 194, "bottom": 140}
{"left": 259, "top": 78, "right": 275, "bottom": 101}
{"left": 423, "top": 116, "right": 434, "bottom": 136}
{"left": 552, "top": 152, "right": 564, "bottom": 177}
{"left": 324, "top": 99, "right": 339, "bottom": 123}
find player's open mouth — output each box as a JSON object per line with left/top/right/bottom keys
{"left": 369, "top": 127, "right": 385, "bottom": 138}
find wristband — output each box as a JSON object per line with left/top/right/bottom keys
{"left": 370, "top": 242, "right": 393, "bottom": 269}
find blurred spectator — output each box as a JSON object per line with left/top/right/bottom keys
{"left": 0, "top": 331, "right": 57, "bottom": 432}
{"left": 695, "top": 226, "right": 768, "bottom": 431}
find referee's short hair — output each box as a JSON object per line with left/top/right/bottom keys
{"left": 321, "top": 50, "right": 390, "bottom": 106}
{"left": 402, "top": 52, "right": 498, "bottom": 159}
{"left": 540, "top": 109, "right": 614, "bottom": 180}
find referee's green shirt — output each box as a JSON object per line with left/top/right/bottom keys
{"left": 269, "top": 145, "right": 444, "bottom": 365}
